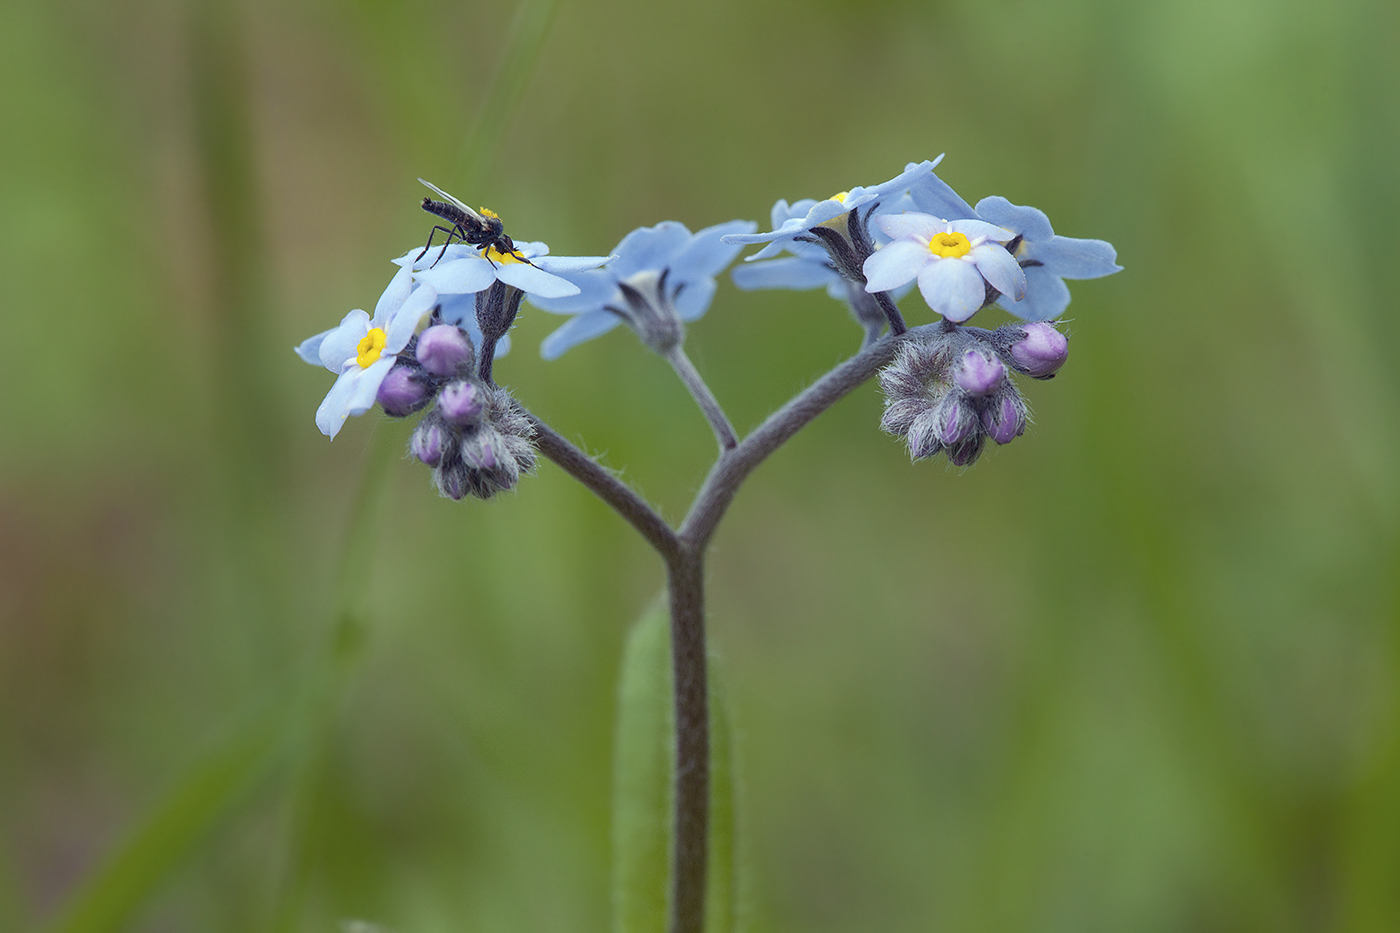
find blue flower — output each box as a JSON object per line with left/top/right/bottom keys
{"left": 529, "top": 219, "right": 756, "bottom": 359}
{"left": 721, "top": 158, "right": 945, "bottom": 262}
{"left": 970, "top": 197, "right": 1121, "bottom": 321}
{"left": 294, "top": 281, "right": 439, "bottom": 439}
{"left": 863, "top": 213, "right": 1025, "bottom": 323}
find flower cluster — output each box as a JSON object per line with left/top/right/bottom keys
{"left": 528, "top": 219, "right": 756, "bottom": 359}
{"left": 878, "top": 321, "right": 1069, "bottom": 466}
{"left": 296, "top": 165, "right": 1118, "bottom": 491}
{"left": 726, "top": 158, "right": 1120, "bottom": 330}
{"left": 295, "top": 199, "right": 609, "bottom": 497}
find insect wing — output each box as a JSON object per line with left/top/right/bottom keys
{"left": 418, "top": 178, "right": 484, "bottom": 222}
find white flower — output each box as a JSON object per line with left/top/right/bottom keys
{"left": 862, "top": 213, "right": 1025, "bottom": 323}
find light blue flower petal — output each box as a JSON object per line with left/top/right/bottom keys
{"left": 415, "top": 256, "right": 496, "bottom": 295}
{"left": 1002, "top": 266, "right": 1071, "bottom": 321}
{"left": 533, "top": 254, "right": 614, "bottom": 274}
{"left": 724, "top": 216, "right": 809, "bottom": 246}
{"left": 315, "top": 368, "right": 360, "bottom": 438}
{"left": 918, "top": 258, "right": 985, "bottom": 322}
{"left": 970, "top": 243, "right": 1026, "bottom": 301}
{"left": 527, "top": 269, "right": 619, "bottom": 314}
{"left": 874, "top": 212, "right": 942, "bottom": 241}
{"left": 347, "top": 355, "right": 396, "bottom": 415}
{"left": 670, "top": 220, "right": 757, "bottom": 281}
{"left": 385, "top": 284, "right": 438, "bottom": 352}
{"left": 948, "top": 218, "right": 1017, "bottom": 242}
{"left": 974, "top": 197, "right": 1054, "bottom": 242}
{"left": 319, "top": 309, "right": 371, "bottom": 371}
{"left": 374, "top": 263, "right": 414, "bottom": 322}
{"left": 863, "top": 239, "right": 928, "bottom": 293}
{"left": 843, "top": 158, "right": 942, "bottom": 211}
{"left": 609, "top": 222, "right": 693, "bottom": 278}
{"left": 731, "top": 256, "right": 838, "bottom": 291}
{"left": 540, "top": 310, "right": 624, "bottom": 360}
{"left": 295, "top": 329, "right": 331, "bottom": 367}
{"left": 674, "top": 277, "right": 718, "bottom": 322}
{"left": 1030, "top": 235, "right": 1122, "bottom": 279}
{"left": 907, "top": 168, "right": 975, "bottom": 221}
{"left": 497, "top": 262, "right": 580, "bottom": 298}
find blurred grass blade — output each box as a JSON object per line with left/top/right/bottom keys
{"left": 612, "top": 597, "right": 672, "bottom": 933}
{"left": 611, "top": 595, "right": 741, "bottom": 933}
{"left": 40, "top": 701, "right": 294, "bottom": 933}
{"left": 453, "top": 0, "right": 558, "bottom": 188}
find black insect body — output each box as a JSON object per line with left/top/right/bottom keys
{"left": 416, "top": 178, "right": 532, "bottom": 268}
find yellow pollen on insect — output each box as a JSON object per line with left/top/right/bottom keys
{"left": 356, "top": 328, "right": 387, "bottom": 368}
{"left": 482, "top": 245, "right": 524, "bottom": 264}
{"left": 479, "top": 207, "right": 499, "bottom": 219}
{"left": 929, "top": 231, "right": 971, "bottom": 258}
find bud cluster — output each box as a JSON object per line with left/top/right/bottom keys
{"left": 374, "top": 321, "right": 538, "bottom": 499}
{"left": 878, "top": 321, "right": 1068, "bottom": 466}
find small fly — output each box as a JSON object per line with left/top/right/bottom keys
{"left": 416, "top": 178, "right": 532, "bottom": 268}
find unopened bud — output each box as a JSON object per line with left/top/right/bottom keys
{"left": 439, "top": 380, "right": 485, "bottom": 425}
{"left": 905, "top": 409, "right": 944, "bottom": 460}
{"left": 946, "top": 435, "right": 985, "bottom": 466}
{"left": 933, "top": 395, "right": 977, "bottom": 446}
{"left": 954, "top": 349, "right": 1005, "bottom": 396}
{"left": 1009, "top": 322, "right": 1068, "bottom": 378}
{"left": 376, "top": 365, "right": 429, "bottom": 417}
{"left": 981, "top": 391, "right": 1027, "bottom": 445}
{"left": 416, "top": 324, "right": 474, "bottom": 377}
{"left": 411, "top": 419, "right": 449, "bottom": 466}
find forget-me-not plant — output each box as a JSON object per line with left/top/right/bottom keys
{"left": 293, "top": 161, "right": 1119, "bottom": 933}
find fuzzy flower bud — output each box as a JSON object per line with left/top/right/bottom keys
{"left": 415, "top": 324, "right": 475, "bottom": 377}
{"left": 953, "top": 349, "right": 1005, "bottom": 397}
{"left": 981, "top": 389, "right": 1027, "bottom": 445}
{"left": 933, "top": 394, "right": 978, "bottom": 446}
{"left": 946, "top": 435, "right": 986, "bottom": 467}
{"left": 411, "top": 418, "right": 448, "bottom": 466}
{"left": 376, "top": 364, "right": 430, "bottom": 417}
{"left": 438, "top": 379, "right": 486, "bottom": 426}
{"left": 1009, "top": 322, "right": 1068, "bottom": 378}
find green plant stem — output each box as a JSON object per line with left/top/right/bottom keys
{"left": 526, "top": 326, "right": 913, "bottom": 933}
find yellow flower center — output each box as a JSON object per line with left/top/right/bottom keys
{"left": 482, "top": 245, "right": 524, "bottom": 264}
{"left": 929, "top": 231, "right": 971, "bottom": 258}
{"left": 819, "top": 192, "right": 853, "bottom": 230}
{"left": 356, "top": 328, "right": 387, "bottom": 368}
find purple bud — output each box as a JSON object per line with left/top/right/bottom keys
{"left": 1010, "top": 322, "right": 1068, "bottom": 378}
{"left": 946, "top": 435, "right": 985, "bottom": 466}
{"left": 934, "top": 396, "right": 977, "bottom": 446}
{"left": 954, "top": 349, "right": 1005, "bottom": 396}
{"left": 981, "top": 392, "right": 1026, "bottom": 445}
{"left": 439, "top": 380, "right": 485, "bottom": 425}
{"left": 411, "top": 420, "right": 448, "bottom": 466}
{"left": 436, "top": 464, "right": 469, "bottom": 500}
{"left": 906, "top": 410, "right": 944, "bottom": 460}
{"left": 376, "top": 365, "right": 429, "bottom": 416}
{"left": 416, "top": 324, "right": 474, "bottom": 377}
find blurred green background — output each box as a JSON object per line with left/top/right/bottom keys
{"left": 3, "top": 0, "right": 1397, "bottom": 930}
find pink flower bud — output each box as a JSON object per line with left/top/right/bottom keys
{"left": 954, "top": 349, "right": 1005, "bottom": 396}
{"left": 438, "top": 380, "right": 485, "bottom": 425}
{"left": 376, "top": 365, "right": 429, "bottom": 416}
{"left": 1010, "top": 322, "right": 1068, "bottom": 378}
{"left": 416, "top": 324, "right": 474, "bottom": 377}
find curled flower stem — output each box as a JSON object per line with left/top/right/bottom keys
{"left": 665, "top": 346, "right": 738, "bottom": 451}
{"left": 525, "top": 325, "right": 911, "bottom": 933}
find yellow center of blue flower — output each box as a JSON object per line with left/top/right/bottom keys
{"left": 356, "top": 328, "right": 387, "bottom": 368}
{"left": 929, "top": 231, "right": 971, "bottom": 258}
